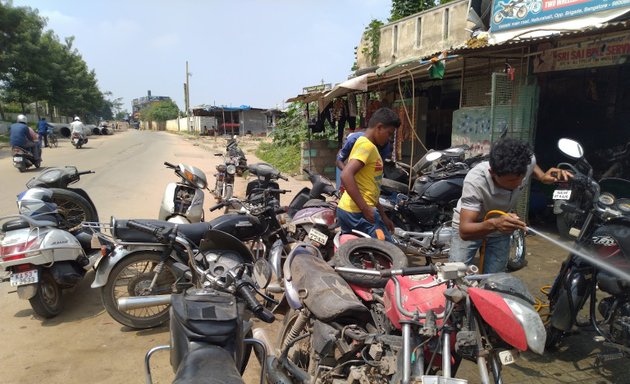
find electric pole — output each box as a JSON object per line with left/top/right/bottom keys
{"left": 185, "top": 61, "right": 192, "bottom": 132}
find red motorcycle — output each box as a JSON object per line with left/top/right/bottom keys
{"left": 260, "top": 242, "right": 546, "bottom": 383}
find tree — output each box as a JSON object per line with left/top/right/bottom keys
{"left": 389, "top": 0, "right": 436, "bottom": 22}
{"left": 139, "top": 100, "right": 180, "bottom": 122}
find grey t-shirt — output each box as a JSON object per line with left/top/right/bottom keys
{"left": 452, "top": 158, "right": 535, "bottom": 237}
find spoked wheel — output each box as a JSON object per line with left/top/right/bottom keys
{"left": 507, "top": 229, "right": 527, "bottom": 271}
{"left": 101, "top": 252, "right": 177, "bottom": 329}
{"left": 334, "top": 238, "right": 408, "bottom": 287}
{"left": 49, "top": 188, "right": 98, "bottom": 232}
{"left": 49, "top": 134, "right": 58, "bottom": 148}
{"left": 29, "top": 270, "right": 63, "bottom": 318}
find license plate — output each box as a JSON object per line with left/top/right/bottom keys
{"left": 13, "top": 156, "right": 23, "bottom": 162}
{"left": 10, "top": 270, "right": 38, "bottom": 287}
{"left": 308, "top": 228, "right": 328, "bottom": 245}
{"left": 498, "top": 349, "right": 519, "bottom": 365}
{"left": 552, "top": 189, "right": 571, "bottom": 200}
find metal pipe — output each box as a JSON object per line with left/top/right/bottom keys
{"left": 144, "top": 345, "right": 170, "bottom": 384}
{"left": 442, "top": 331, "right": 451, "bottom": 378}
{"left": 402, "top": 323, "right": 412, "bottom": 384}
{"left": 117, "top": 295, "right": 172, "bottom": 311}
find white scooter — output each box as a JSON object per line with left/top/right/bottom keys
{"left": 0, "top": 188, "right": 102, "bottom": 318}
{"left": 158, "top": 162, "right": 210, "bottom": 223}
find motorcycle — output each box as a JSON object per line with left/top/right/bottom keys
{"left": 111, "top": 220, "right": 275, "bottom": 384}
{"left": 246, "top": 163, "right": 288, "bottom": 205}
{"left": 258, "top": 243, "right": 545, "bottom": 383}
{"left": 226, "top": 135, "right": 248, "bottom": 176}
{"left": 285, "top": 168, "right": 339, "bottom": 260}
{"left": 213, "top": 153, "right": 239, "bottom": 202}
{"left": 0, "top": 188, "right": 103, "bottom": 318}
{"left": 89, "top": 187, "right": 291, "bottom": 329}
{"left": 159, "top": 161, "right": 209, "bottom": 223}
{"left": 25, "top": 166, "right": 99, "bottom": 232}
{"left": 11, "top": 146, "right": 41, "bottom": 172}
{"left": 71, "top": 132, "right": 87, "bottom": 149}
{"left": 493, "top": 0, "right": 529, "bottom": 24}
{"left": 381, "top": 150, "right": 526, "bottom": 270}
{"left": 546, "top": 138, "right": 630, "bottom": 361}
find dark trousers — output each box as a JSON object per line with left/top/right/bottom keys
{"left": 39, "top": 133, "right": 48, "bottom": 147}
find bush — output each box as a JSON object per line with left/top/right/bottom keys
{"left": 256, "top": 142, "right": 301, "bottom": 174}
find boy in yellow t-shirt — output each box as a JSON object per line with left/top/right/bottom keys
{"left": 337, "top": 107, "right": 400, "bottom": 240}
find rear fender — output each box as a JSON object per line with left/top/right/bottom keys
{"left": 468, "top": 287, "right": 528, "bottom": 351}
{"left": 91, "top": 246, "right": 164, "bottom": 288}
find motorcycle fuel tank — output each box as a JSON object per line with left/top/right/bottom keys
{"left": 383, "top": 275, "right": 447, "bottom": 329}
{"left": 415, "top": 177, "right": 464, "bottom": 203}
{"left": 208, "top": 213, "right": 265, "bottom": 242}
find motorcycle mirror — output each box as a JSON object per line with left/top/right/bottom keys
{"left": 557, "top": 138, "right": 584, "bottom": 159}
{"left": 253, "top": 259, "right": 273, "bottom": 289}
{"left": 425, "top": 151, "right": 443, "bottom": 162}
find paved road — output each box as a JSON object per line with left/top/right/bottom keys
{"left": 0, "top": 130, "right": 628, "bottom": 383}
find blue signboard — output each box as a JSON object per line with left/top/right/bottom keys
{"left": 490, "top": 0, "right": 630, "bottom": 31}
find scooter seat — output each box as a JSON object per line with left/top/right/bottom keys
{"left": 1, "top": 218, "right": 57, "bottom": 232}
{"left": 303, "top": 199, "right": 335, "bottom": 209}
{"left": 113, "top": 219, "right": 213, "bottom": 245}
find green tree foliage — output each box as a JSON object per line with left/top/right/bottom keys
{"left": 390, "top": 0, "right": 437, "bottom": 21}
{"left": 0, "top": 2, "right": 113, "bottom": 122}
{"left": 139, "top": 100, "right": 180, "bottom": 122}
{"left": 362, "top": 19, "right": 384, "bottom": 66}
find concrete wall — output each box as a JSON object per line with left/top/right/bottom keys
{"left": 356, "top": 0, "right": 471, "bottom": 69}
{"left": 301, "top": 140, "right": 338, "bottom": 180}
{"left": 240, "top": 110, "right": 267, "bottom": 135}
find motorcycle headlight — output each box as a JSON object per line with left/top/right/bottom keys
{"left": 216, "top": 164, "right": 227, "bottom": 172}
{"left": 226, "top": 164, "right": 237, "bottom": 175}
{"left": 502, "top": 295, "right": 546, "bottom": 355}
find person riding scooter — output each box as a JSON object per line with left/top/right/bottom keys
{"left": 70, "top": 116, "right": 87, "bottom": 141}
{"left": 10, "top": 114, "right": 41, "bottom": 161}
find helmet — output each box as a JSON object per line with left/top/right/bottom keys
{"left": 17, "top": 114, "right": 27, "bottom": 124}
{"left": 74, "top": 116, "right": 81, "bottom": 121}
{"left": 16, "top": 188, "right": 59, "bottom": 223}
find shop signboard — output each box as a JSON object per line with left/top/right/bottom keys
{"left": 490, "top": 0, "right": 630, "bottom": 32}
{"left": 302, "top": 83, "right": 332, "bottom": 94}
{"left": 533, "top": 33, "right": 630, "bottom": 72}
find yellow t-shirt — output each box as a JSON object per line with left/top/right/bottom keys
{"left": 338, "top": 136, "right": 383, "bottom": 213}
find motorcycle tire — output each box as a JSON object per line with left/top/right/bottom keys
{"left": 506, "top": 229, "right": 527, "bottom": 271}
{"left": 493, "top": 12, "right": 504, "bottom": 24}
{"left": 101, "top": 252, "right": 177, "bottom": 329}
{"left": 277, "top": 309, "right": 312, "bottom": 372}
{"left": 29, "top": 270, "right": 63, "bottom": 318}
{"left": 334, "top": 239, "right": 408, "bottom": 288}
{"left": 49, "top": 188, "right": 99, "bottom": 233}
{"left": 545, "top": 324, "right": 564, "bottom": 350}
{"left": 516, "top": 6, "right": 528, "bottom": 18}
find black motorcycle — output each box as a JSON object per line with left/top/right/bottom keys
{"left": 546, "top": 138, "right": 630, "bottom": 361}
{"left": 286, "top": 168, "right": 338, "bottom": 218}
{"left": 246, "top": 163, "right": 288, "bottom": 205}
{"left": 11, "top": 146, "right": 41, "bottom": 172}
{"left": 114, "top": 221, "right": 275, "bottom": 384}
{"left": 226, "top": 136, "right": 248, "bottom": 175}
{"left": 25, "top": 166, "right": 99, "bottom": 233}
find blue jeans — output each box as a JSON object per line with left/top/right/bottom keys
{"left": 336, "top": 206, "right": 392, "bottom": 242}
{"left": 449, "top": 232, "right": 511, "bottom": 273}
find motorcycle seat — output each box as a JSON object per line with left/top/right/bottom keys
{"left": 381, "top": 178, "right": 409, "bottom": 195}
{"left": 173, "top": 345, "right": 244, "bottom": 384}
{"left": 303, "top": 199, "right": 335, "bottom": 209}
{"left": 113, "top": 219, "right": 213, "bottom": 245}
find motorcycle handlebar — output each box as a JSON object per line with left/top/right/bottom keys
{"left": 235, "top": 282, "right": 275, "bottom": 323}
{"left": 335, "top": 265, "right": 436, "bottom": 278}
{"left": 77, "top": 170, "right": 95, "bottom": 176}
{"left": 209, "top": 202, "right": 226, "bottom": 212}
{"left": 278, "top": 174, "right": 289, "bottom": 181}
{"left": 164, "top": 161, "right": 177, "bottom": 168}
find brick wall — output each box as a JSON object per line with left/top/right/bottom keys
{"left": 301, "top": 140, "right": 339, "bottom": 180}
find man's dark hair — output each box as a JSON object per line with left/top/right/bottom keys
{"left": 489, "top": 138, "right": 533, "bottom": 176}
{"left": 368, "top": 107, "right": 401, "bottom": 129}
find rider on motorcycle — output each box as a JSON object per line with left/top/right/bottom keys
{"left": 70, "top": 116, "right": 87, "bottom": 141}
{"left": 10, "top": 114, "right": 41, "bottom": 161}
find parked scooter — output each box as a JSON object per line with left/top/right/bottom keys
{"left": 71, "top": 132, "right": 87, "bottom": 149}
{"left": 25, "top": 166, "right": 99, "bottom": 232}
{"left": 11, "top": 146, "right": 41, "bottom": 172}
{"left": 546, "top": 138, "right": 630, "bottom": 361}
{"left": 0, "top": 188, "right": 102, "bottom": 318}
{"left": 112, "top": 221, "right": 275, "bottom": 384}
{"left": 159, "top": 161, "right": 209, "bottom": 223}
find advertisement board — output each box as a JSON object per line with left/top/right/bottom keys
{"left": 490, "top": 0, "right": 630, "bottom": 32}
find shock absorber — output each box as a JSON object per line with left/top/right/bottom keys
{"left": 282, "top": 311, "right": 308, "bottom": 350}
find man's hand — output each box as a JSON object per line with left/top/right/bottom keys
{"left": 382, "top": 214, "right": 395, "bottom": 233}
{"left": 537, "top": 166, "right": 573, "bottom": 184}
{"left": 362, "top": 206, "right": 376, "bottom": 224}
{"left": 490, "top": 213, "right": 526, "bottom": 233}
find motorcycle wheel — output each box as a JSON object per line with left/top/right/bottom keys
{"left": 545, "top": 324, "right": 564, "bottom": 350}
{"left": 506, "top": 229, "right": 527, "bottom": 271}
{"left": 335, "top": 239, "right": 408, "bottom": 288}
{"left": 493, "top": 12, "right": 504, "bottom": 24}
{"left": 101, "top": 252, "right": 177, "bottom": 329}
{"left": 29, "top": 270, "right": 63, "bottom": 318}
{"left": 49, "top": 188, "right": 99, "bottom": 233}
{"left": 516, "top": 6, "right": 528, "bottom": 18}
{"left": 278, "top": 309, "right": 312, "bottom": 373}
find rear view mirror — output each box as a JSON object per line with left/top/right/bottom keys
{"left": 253, "top": 259, "right": 273, "bottom": 289}
{"left": 425, "top": 151, "right": 443, "bottom": 162}
{"left": 557, "top": 138, "right": 584, "bottom": 159}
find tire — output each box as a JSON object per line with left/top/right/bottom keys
{"left": 335, "top": 239, "right": 408, "bottom": 288}
{"left": 49, "top": 188, "right": 99, "bottom": 233}
{"left": 49, "top": 134, "right": 58, "bottom": 148}
{"left": 29, "top": 270, "right": 63, "bottom": 318}
{"left": 101, "top": 252, "right": 177, "bottom": 329}
{"left": 516, "top": 6, "right": 528, "bottom": 18}
{"left": 545, "top": 324, "right": 564, "bottom": 350}
{"left": 506, "top": 229, "right": 527, "bottom": 271}
{"left": 277, "top": 309, "right": 312, "bottom": 374}
{"left": 494, "top": 12, "right": 504, "bottom": 24}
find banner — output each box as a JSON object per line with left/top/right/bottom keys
{"left": 490, "top": 0, "right": 630, "bottom": 31}
{"left": 533, "top": 33, "right": 630, "bottom": 72}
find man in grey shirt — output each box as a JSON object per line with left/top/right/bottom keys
{"left": 449, "top": 138, "right": 570, "bottom": 273}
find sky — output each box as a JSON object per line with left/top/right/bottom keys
{"left": 12, "top": 0, "right": 393, "bottom": 113}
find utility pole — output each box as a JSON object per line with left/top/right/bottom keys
{"left": 185, "top": 61, "right": 192, "bottom": 132}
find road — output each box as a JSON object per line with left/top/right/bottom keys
{"left": 0, "top": 130, "right": 628, "bottom": 383}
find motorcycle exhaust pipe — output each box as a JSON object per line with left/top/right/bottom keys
{"left": 117, "top": 295, "right": 172, "bottom": 311}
